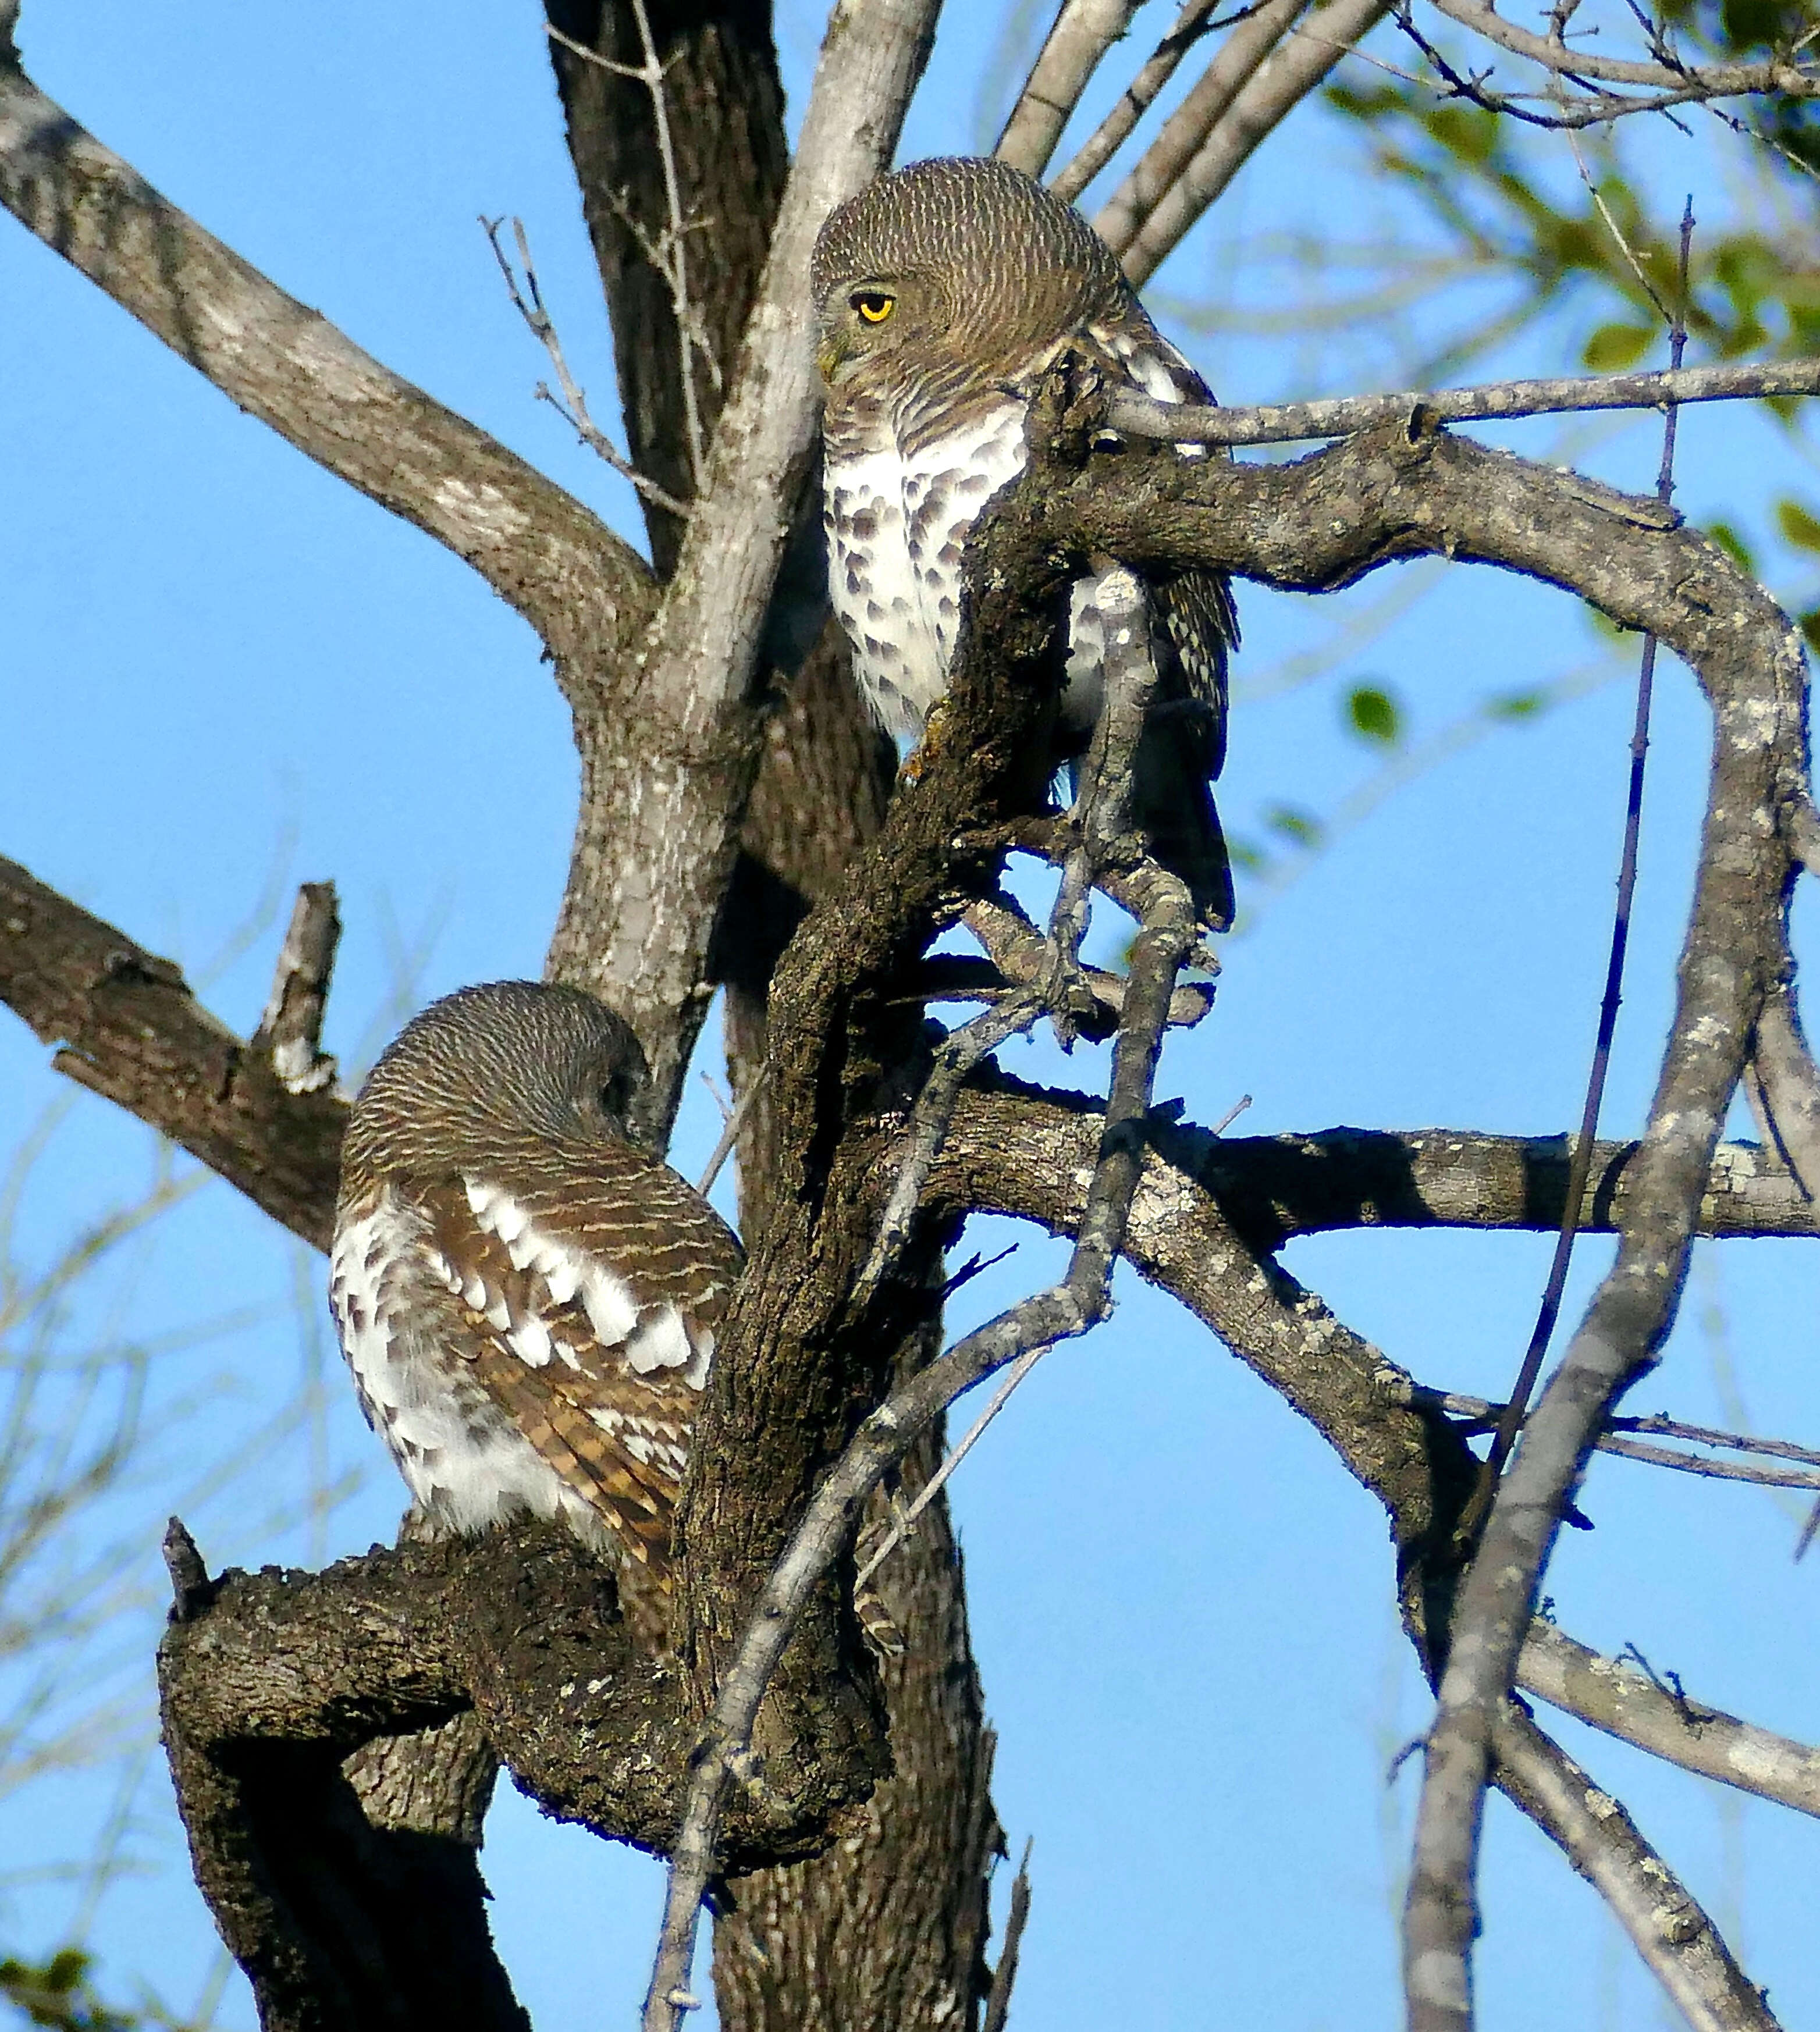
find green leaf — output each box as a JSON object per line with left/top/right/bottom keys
{"left": 1264, "top": 805, "right": 1323, "bottom": 848}
{"left": 1485, "top": 689, "right": 1547, "bottom": 720}
{"left": 1227, "top": 837, "right": 1268, "bottom": 874}
{"left": 1345, "top": 683, "right": 1402, "bottom": 745}
{"left": 1776, "top": 498, "right": 1820, "bottom": 554}
{"left": 43, "top": 1952, "right": 90, "bottom": 1993}
{"left": 1704, "top": 519, "right": 1755, "bottom": 572}
{"left": 1800, "top": 607, "right": 1820, "bottom": 654}
{"left": 1582, "top": 322, "right": 1655, "bottom": 371}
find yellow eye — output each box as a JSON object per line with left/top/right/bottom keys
{"left": 851, "top": 290, "right": 895, "bottom": 325}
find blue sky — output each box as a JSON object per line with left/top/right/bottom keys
{"left": 2, "top": 2, "right": 1817, "bottom": 2027}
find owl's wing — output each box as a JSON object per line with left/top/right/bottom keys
{"left": 407, "top": 1158, "right": 740, "bottom": 1572}
{"left": 1079, "top": 312, "right": 1238, "bottom": 927}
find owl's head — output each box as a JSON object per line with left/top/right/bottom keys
{"left": 342, "top": 980, "right": 650, "bottom": 1190}
{"left": 811, "top": 156, "right": 1126, "bottom": 399}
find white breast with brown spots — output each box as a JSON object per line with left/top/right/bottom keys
{"left": 824, "top": 339, "right": 1207, "bottom": 752}
{"left": 824, "top": 397, "right": 1028, "bottom": 744}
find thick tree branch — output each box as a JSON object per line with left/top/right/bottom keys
{"left": 157, "top": 1517, "right": 877, "bottom": 2032}
{"left": 650, "top": 629, "right": 1199, "bottom": 2029}
{"left": 995, "top": 0, "right": 1143, "bottom": 181}
{"left": 1516, "top": 1624, "right": 1820, "bottom": 1819}
{"left": 0, "top": 47, "right": 652, "bottom": 664}
{"left": 1492, "top": 1708, "right": 1782, "bottom": 2032}
{"left": 939, "top": 1079, "right": 1799, "bottom": 2024}
{"left": 0, "top": 856, "right": 343, "bottom": 1251}
{"left": 1391, "top": 473, "right": 1805, "bottom": 2025}
{"left": 9, "top": 857, "right": 1818, "bottom": 1266}
{"left": 545, "top": 0, "right": 941, "bottom": 1141}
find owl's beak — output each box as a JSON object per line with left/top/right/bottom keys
{"left": 815, "top": 333, "right": 847, "bottom": 386}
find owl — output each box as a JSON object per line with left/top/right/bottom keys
{"left": 328, "top": 981, "right": 742, "bottom": 1646}
{"left": 811, "top": 155, "right": 1237, "bottom": 930}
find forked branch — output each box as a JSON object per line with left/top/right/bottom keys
{"left": 644, "top": 576, "right": 1202, "bottom": 2032}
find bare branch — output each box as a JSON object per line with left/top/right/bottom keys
{"left": 482, "top": 214, "right": 692, "bottom": 516}
{"left": 1093, "top": 0, "right": 1310, "bottom": 260}
{"left": 1516, "top": 1624, "right": 1820, "bottom": 1819}
{"left": 1493, "top": 1707, "right": 1783, "bottom": 2032}
{"left": 981, "top": 1840, "right": 1034, "bottom": 2032}
{"left": 1412, "top": 1388, "right": 1820, "bottom": 1489}
{"left": 1465, "top": 211, "right": 1692, "bottom": 1539}
{"left": 963, "top": 892, "right": 1217, "bottom": 1033}
{"left": 1428, "top": 0, "right": 1819, "bottom": 99}
{"left": 0, "top": 54, "right": 652, "bottom": 659}
{"left": 1749, "top": 983, "right": 1820, "bottom": 1199}
{"left": 996, "top": 0, "right": 1144, "bottom": 180}
{"left": 645, "top": 550, "right": 1197, "bottom": 2032}
{"left": 1106, "top": 0, "right": 1394, "bottom": 286}
{"left": 1103, "top": 355, "right": 1820, "bottom": 446}
{"left": 1400, "top": 425, "right": 1806, "bottom": 2028}
{"left": 157, "top": 1517, "right": 861, "bottom": 2032}
{"left": 545, "top": 0, "right": 941, "bottom": 1140}
{"left": 0, "top": 856, "right": 343, "bottom": 1251}
{"left": 251, "top": 882, "right": 340, "bottom": 1098}
{"left": 624, "top": 0, "right": 713, "bottom": 486}
{"left": 1051, "top": 0, "right": 1223, "bottom": 204}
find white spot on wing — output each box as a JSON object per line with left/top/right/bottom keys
{"left": 624, "top": 1304, "right": 694, "bottom": 1376}
{"left": 328, "top": 1187, "right": 618, "bottom": 1553}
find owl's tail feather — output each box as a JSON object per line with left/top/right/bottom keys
{"left": 1132, "top": 707, "right": 1234, "bottom": 933}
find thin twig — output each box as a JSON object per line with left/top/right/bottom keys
{"left": 1423, "top": 1389, "right": 1820, "bottom": 1473}
{"left": 696, "top": 1069, "right": 767, "bottom": 1197}
{"left": 1564, "top": 128, "right": 1673, "bottom": 324}
{"left": 628, "top": 0, "right": 710, "bottom": 487}
{"left": 481, "top": 215, "right": 691, "bottom": 515}
{"left": 1209, "top": 1092, "right": 1252, "bottom": 1135}
{"left": 851, "top": 994, "right": 1044, "bottom": 1309}
{"left": 1747, "top": 984, "right": 1820, "bottom": 1199}
{"left": 1100, "top": 353, "right": 1820, "bottom": 447}
{"left": 854, "top": 1339, "right": 1046, "bottom": 1589}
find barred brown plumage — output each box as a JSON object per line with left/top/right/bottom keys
{"left": 812, "top": 154, "right": 1238, "bottom": 928}
{"left": 329, "top": 980, "right": 742, "bottom": 1651}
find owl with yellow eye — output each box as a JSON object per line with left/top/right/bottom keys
{"left": 811, "top": 154, "right": 1237, "bottom": 929}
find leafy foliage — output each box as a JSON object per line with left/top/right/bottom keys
{"left": 1, "top": 1951, "right": 136, "bottom": 2032}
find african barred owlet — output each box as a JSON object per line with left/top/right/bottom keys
{"left": 812, "top": 155, "right": 1237, "bottom": 928}
{"left": 329, "top": 981, "right": 742, "bottom": 1646}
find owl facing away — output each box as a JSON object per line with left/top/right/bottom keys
{"left": 329, "top": 981, "right": 742, "bottom": 1648}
